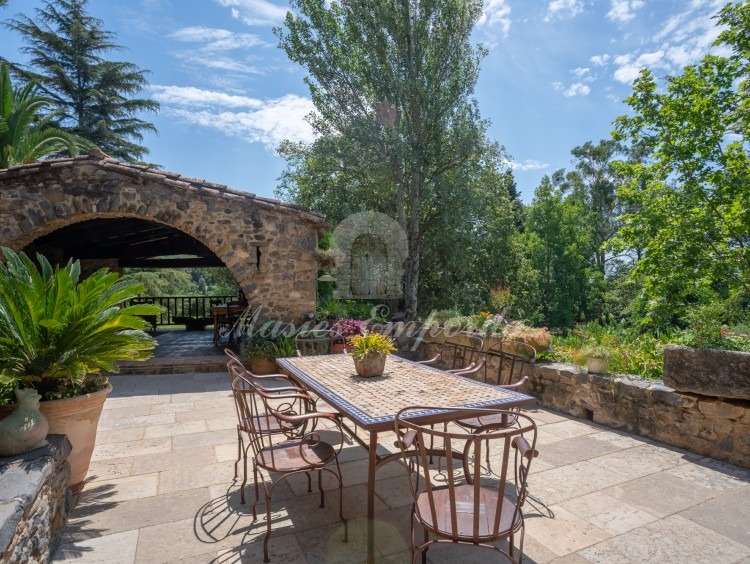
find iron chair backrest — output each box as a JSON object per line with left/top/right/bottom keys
{"left": 481, "top": 341, "right": 536, "bottom": 388}
{"left": 394, "top": 407, "right": 537, "bottom": 544}
{"left": 441, "top": 333, "right": 485, "bottom": 371}
{"left": 295, "top": 329, "right": 346, "bottom": 357}
{"left": 232, "top": 375, "right": 341, "bottom": 472}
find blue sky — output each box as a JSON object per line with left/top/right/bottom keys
{"left": 1, "top": 0, "right": 731, "bottom": 201}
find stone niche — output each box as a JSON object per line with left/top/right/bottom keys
{"left": 0, "top": 435, "right": 72, "bottom": 563}
{"left": 663, "top": 345, "right": 750, "bottom": 400}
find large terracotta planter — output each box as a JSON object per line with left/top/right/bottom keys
{"left": 0, "top": 384, "right": 111, "bottom": 489}
{"left": 40, "top": 384, "right": 112, "bottom": 489}
{"left": 353, "top": 353, "right": 388, "bottom": 377}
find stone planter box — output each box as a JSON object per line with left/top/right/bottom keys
{"left": 663, "top": 345, "right": 750, "bottom": 400}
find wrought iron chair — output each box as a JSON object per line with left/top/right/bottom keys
{"left": 233, "top": 376, "right": 348, "bottom": 562}
{"left": 225, "top": 352, "right": 314, "bottom": 498}
{"left": 295, "top": 329, "right": 347, "bottom": 356}
{"left": 452, "top": 342, "right": 536, "bottom": 471}
{"left": 394, "top": 407, "right": 538, "bottom": 564}
{"left": 416, "top": 333, "right": 485, "bottom": 373}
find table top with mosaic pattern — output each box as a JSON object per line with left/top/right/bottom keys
{"left": 277, "top": 354, "right": 536, "bottom": 431}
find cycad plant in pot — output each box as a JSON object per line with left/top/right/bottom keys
{"left": 0, "top": 248, "right": 159, "bottom": 489}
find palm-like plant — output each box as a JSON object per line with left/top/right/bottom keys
{"left": 0, "top": 62, "right": 89, "bottom": 168}
{"left": 0, "top": 247, "right": 160, "bottom": 404}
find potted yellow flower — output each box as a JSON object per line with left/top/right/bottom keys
{"left": 349, "top": 331, "right": 396, "bottom": 377}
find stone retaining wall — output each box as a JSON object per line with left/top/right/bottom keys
{"left": 0, "top": 435, "right": 72, "bottom": 563}
{"left": 531, "top": 363, "right": 750, "bottom": 468}
{"left": 407, "top": 331, "right": 750, "bottom": 468}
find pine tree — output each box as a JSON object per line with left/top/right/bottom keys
{"left": 5, "top": 0, "right": 158, "bottom": 162}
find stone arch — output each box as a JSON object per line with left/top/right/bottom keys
{"left": 0, "top": 152, "right": 325, "bottom": 321}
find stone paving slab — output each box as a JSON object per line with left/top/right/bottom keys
{"left": 53, "top": 372, "right": 750, "bottom": 564}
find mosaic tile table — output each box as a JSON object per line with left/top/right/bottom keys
{"left": 277, "top": 354, "right": 536, "bottom": 564}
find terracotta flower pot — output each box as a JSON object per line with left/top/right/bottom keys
{"left": 353, "top": 353, "right": 388, "bottom": 377}
{"left": 0, "top": 385, "right": 111, "bottom": 489}
{"left": 41, "top": 384, "right": 112, "bottom": 490}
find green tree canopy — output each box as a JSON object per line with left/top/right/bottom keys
{"left": 276, "top": 0, "right": 492, "bottom": 318}
{"left": 612, "top": 1, "right": 750, "bottom": 323}
{"left": 0, "top": 62, "right": 89, "bottom": 168}
{"left": 5, "top": 0, "right": 158, "bottom": 162}
{"left": 522, "top": 175, "right": 593, "bottom": 327}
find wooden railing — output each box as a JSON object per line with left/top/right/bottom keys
{"left": 130, "top": 295, "right": 239, "bottom": 327}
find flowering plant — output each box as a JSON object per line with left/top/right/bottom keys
{"left": 349, "top": 331, "right": 397, "bottom": 360}
{"left": 331, "top": 318, "right": 367, "bottom": 338}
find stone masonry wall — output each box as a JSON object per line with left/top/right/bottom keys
{"left": 0, "top": 435, "right": 72, "bottom": 564}
{"left": 531, "top": 363, "right": 750, "bottom": 468}
{"left": 0, "top": 153, "right": 324, "bottom": 321}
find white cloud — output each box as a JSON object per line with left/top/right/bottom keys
{"left": 170, "top": 26, "right": 268, "bottom": 51}
{"left": 607, "top": 0, "right": 645, "bottom": 24}
{"left": 545, "top": 0, "right": 584, "bottom": 21}
{"left": 174, "top": 53, "right": 260, "bottom": 74}
{"left": 153, "top": 85, "right": 315, "bottom": 148}
{"left": 573, "top": 67, "right": 590, "bottom": 78}
{"left": 590, "top": 54, "right": 610, "bottom": 66}
{"left": 611, "top": 1, "right": 729, "bottom": 84}
{"left": 612, "top": 50, "right": 665, "bottom": 83}
{"left": 479, "top": 0, "right": 512, "bottom": 37}
{"left": 215, "top": 0, "right": 288, "bottom": 26}
{"left": 151, "top": 85, "right": 264, "bottom": 109}
{"left": 554, "top": 81, "right": 591, "bottom": 97}
{"left": 509, "top": 159, "right": 549, "bottom": 172}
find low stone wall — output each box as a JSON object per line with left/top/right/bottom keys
{"left": 532, "top": 363, "right": 750, "bottom": 468}
{"left": 0, "top": 435, "right": 72, "bottom": 563}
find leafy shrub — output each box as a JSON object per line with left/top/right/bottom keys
{"left": 544, "top": 322, "right": 669, "bottom": 380}
{"left": 243, "top": 335, "right": 276, "bottom": 362}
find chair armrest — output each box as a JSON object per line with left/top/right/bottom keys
{"left": 512, "top": 436, "right": 538, "bottom": 459}
{"left": 261, "top": 385, "right": 310, "bottom": 395}
{"left": 273, "top": 410, "right": 340, "bottom": 424}
{"left": 500, "top": 375, "right": 529, "bottom": 392}
{"left": 251, "top": 372, "right": 294, "bottom": 381}
{"left": 415, "top": 353, "right": 441, "bottom": 365}
{"left": 452, "top": 358, "right": 487, "bottom": 376}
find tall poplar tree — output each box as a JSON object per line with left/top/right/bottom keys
{"left": 276, "top": 0, "right": 489, "bottom": 318}
{"left": 5, "top": 0, "right": 158, "bottom": 162}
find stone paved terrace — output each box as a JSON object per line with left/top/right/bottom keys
{"left": 52, "top": 372, "right": 750, "bottom": 563}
